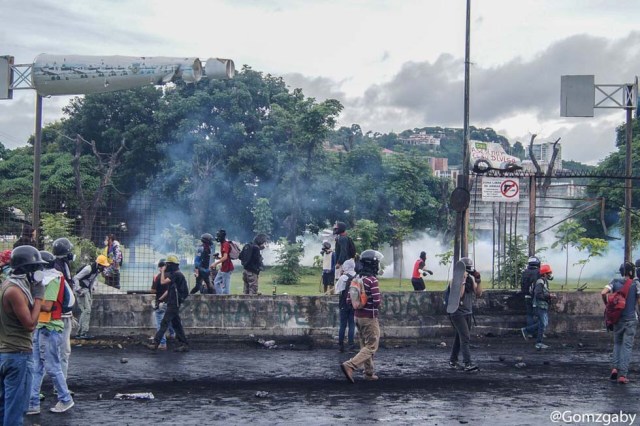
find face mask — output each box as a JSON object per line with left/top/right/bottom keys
{"left": 67, "top": 253, "right": 76, "bottom": 262}
{"left": 29, "top": 270, "right": 45, "bottom": 284}
{"left": 547, "top": 274, "right": 554, "bottom": 281}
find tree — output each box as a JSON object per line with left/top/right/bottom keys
{"left": 161, "top": 224, "right": 195, "bottom": 259}
{"left": 351, "top": 219, "right": 379, "bottom": 253}
{"left": 497, "top": 235, "right": 528, "bottom": 289}
{"left": 388, "top": 209, "right": 413, "bottom": 281}
{"left": 551, "top": 220, "right": 586, "bottom": 289}
{"left": 574, "top": 237, "right": 608, "bottom": 290}
{"left": 252, "top": 197, "right": 273, "bottom": 237}
{"left": 273, "top": 238, "right": 304, "bottom": 285}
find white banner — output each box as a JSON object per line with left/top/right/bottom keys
{"left": 482, "top": 177, "right": 520, "bottom": 202}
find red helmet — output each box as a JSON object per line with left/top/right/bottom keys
{"left": 540, "top": 264, "right": 552, "bottom": 275}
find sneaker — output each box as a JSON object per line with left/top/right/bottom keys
{"left": 520, "top": 328, "right": 529, "bottom": 340}
{"left": 463, "top": 363, "right": 479, "bottom": 372}
{"left": 50, "top": 399, "right": 74, "bottom": 413}
{"left": 618, "top": 376, "right": 629, "bottom": 384}
{"left": 449, "top": 361, "right": 459, "bottom": 370}
{"left": 610, "top": 368, "right": 619, "bottom": 381}
{"left": 338, "top": 345, "right": 345, "bottom": 353}
{"left": 364, "top": 373, "right": 379, "bottom": 381}
{"left": 535, "top": 343, "right": 549, "bottom": 350}
{"left": 26, "top": 406, "right": 40, "bottom": 415}
{"left": 74, "top": 334, "right": 86, "bottom": 340}
{"left": 174, "top": 345, "right": 190, "bottom": 352}
{"left": 340, "top": 362, "right": 355, "bottom": 384}
{"left": 158, "top": 343, "right": 167, "bottom": 350}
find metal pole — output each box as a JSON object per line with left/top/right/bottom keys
{"left": 624, "top": 106, "right": 633, "bottom": 262}
{"left": 32, "top": 94, "right": 42, "bottom": 242}
{"left": 461, "top": 0, "right": 471, "bottom": 258}
{"left": 528, "top": 175, "right": 536, "bottom": 256}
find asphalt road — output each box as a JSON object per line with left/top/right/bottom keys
{"left": 24, "top": 333, "right": 640, "bottom": 426}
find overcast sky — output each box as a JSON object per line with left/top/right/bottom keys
{"left": 1, "top": 0, "right": 639, "bottom": 164}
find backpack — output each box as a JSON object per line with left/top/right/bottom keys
{"left": 348, "top": 276, "right": 369, "bottom": 309}
{"left": 228, "top": 241, "right": 242, "bottom": 260}
{"left": 605, "top": 278, "right": 633, "bottom": 331}
{"left": 521, "top": 268, "right": 539, "bottom": 296}
{"left": 176, "top": 276, "right": 189, "bottom": 305}
{"left": 239, "top": 244, "right": 252, "bottom": 267}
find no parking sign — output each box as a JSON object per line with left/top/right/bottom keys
{"left": 482, "top": 177, "right": 520, "bottom": 202}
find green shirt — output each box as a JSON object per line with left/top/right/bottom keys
{"left": 37, "top": 277, "right": 64, "bottom": 332}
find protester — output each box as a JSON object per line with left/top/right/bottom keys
{"left": 411, "top": 251, "right": 432, "bottom": 291}
{"left": 211, "top": 229, "right": 234, "bottom": 295}
{"left": 241, "top": 234, "right": 267, "bottom": 295}
{"left": 520, "top": 256, "right": 541, "bottom": 339}
{"left": 103, "top": 234, "right": 123, "bottom": 289}
{"left": 531, "top": 263, "right": 554, "bottom": 350}
{"left": 333, "top": 221, "right": 356, "bottom": 280}
{"left": 192, "top": 233, "right": 215, "bottom": 294}
{"left": 0, "top": 246, "right": 45, "bottom": 424}
{"left": 27, "top": 251, "right": 74, "bottom": 415}
{"left": 150, "top": 259, "right": 175, "bottom": 350}
{"left": 340, "top": 250, "right": 383, "bottom": 383}
{"left": 601, "top": 261, "right": 640, "bottom": 384}
{"left": 51, "top": 238, "right": 76, "bottom": 380}
{"left": 448, "top": 257, "right": 482, "bottom": 372}
{"left": 335, "top": 258, "right": 356, "bottom": 353}
{"left": 148, "top": 255, "right": 189, "bottom": 352}
{"left": 73, "top": 255, "right": 110, "bottom": 339}
{"left": 320, "top": 241, "right": 334, "bottom": 294}
{"left": 13, "top": 224, "right": 36, "bottom": 249}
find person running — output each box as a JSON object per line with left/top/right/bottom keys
{"left": 448, "top": 257, "right": 482, "bottom": 372}
{"left": 27, "top": 251, "right": 74, "bottom": 415}
{"left": 601, "top": 261, "right": 640, "bottom": 384}
{"left": 411, "top": 251, "right": 432, "bottom": 291}
{"left": 340, "top": 250, "right": 383, "bottom": 383}
{"left": 148, "top": 255, "right": 189, "bottom": 352}
{"left": 532, "top": 263, "right": 554, "bottom": 350}
{"left": 0, "top": 246, "right": 45, "bottom": 425}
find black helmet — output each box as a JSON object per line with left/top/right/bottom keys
{"left": 528, "top": 256, "right": 540, "bottom": 267}
{"left": 254, "top": 234, "right": 268, "bottom": 246}
{"left": 201, "top": 233, "right": 214, "bottom": 244}
{"left": 39, "top": 251, "right": 55, "bottom": 269}
{"left": 10, "top": 245, "right": 47, "bottom": 273}
{"left": 460, "top": 257, "right": 474, "bottom": 272}
{"left": 52, "top": 238, "right": 73, "bottom": 258}
{"left": 360, "top": 249, "right": 383, "bottom": 275}
{"left": 333, "top": 221, "right": 347, "bottom": 235}
{"left": 620, "top": 261, "right": 635, "bottom": 278}
{"left": 215, "top": 229, "right": 226, "bottom": 242}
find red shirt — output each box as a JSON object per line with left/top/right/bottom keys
{"left": 220, "top": 241, "right": 234, "bottom": 273}
{"left": 412, "top": 259, "right": 425, "bottom": 279}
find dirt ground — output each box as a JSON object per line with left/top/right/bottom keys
{"left": 24, "top": 333, "right": 640, "bottom": 426}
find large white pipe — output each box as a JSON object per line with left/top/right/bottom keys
{"left": 204, "top": 58, "right": 235, "bottom": 80}
{"left": 32, "top": 54, "right": 207, "bottom": 96}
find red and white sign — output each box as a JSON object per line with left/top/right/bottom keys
{"left": 482, "top": 177, "right": 520, "bottom": 202}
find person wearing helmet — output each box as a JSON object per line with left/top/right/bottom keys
{"left": 103, "top": 235, "right": 123, "bottom": 290}
{"left": 26, "top": 251, "right": 75, "bottom": 415}
{"left": 340, "top": 249, "right": 383, "bottom": 383}
{"left": 211, "top": 229, "right": 234, "bottom": 295}
{"left": 0, "top": 246, "right": 46, "bottom": 424}
{"left": 320, "top": 241, "right": 335, "bottom": 294}
{"left": 411, "top": 251, "right": 433, "bottom": 291}
{"left": 149, "top": 255, "right": 189, "bottom": 352}
{"left": 240, "top": 234, "right": 268, "bottom": 295}
{"left": 601, "top": 261, "right": 640, "bottom": 384}
{"left": 72, "top": 255, "right": 110, "bottom": 340}
{"left": 448, "top": 257, "right": 483, "bottom": 372}
{"left": 520, "top": 256, "right": 541, "bottom": 339}
{"left": 192, "top": 233, "right": 215, "bottom": 295}
{"left": 531, "top": 263, "right": 554, "bottom": 350}
{"left": 150, "top": 259, "right": 175, "bottom": 350}
{"left": 51, "top": 238, "right": 76, "bottom": 380}
{"left": 333, "top": 221, "right": 356, "bottom": 281}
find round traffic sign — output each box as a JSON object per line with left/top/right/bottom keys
{"left": 500, "top": 179, "right": 519, "bottom": 198}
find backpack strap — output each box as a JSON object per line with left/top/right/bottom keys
{"left": 620, "top": 278, "right": 633, "bottom": 298}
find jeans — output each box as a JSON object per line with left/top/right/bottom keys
{"left": 30, "top": 328, "right": 72, "bottom": 409}
{"left": 214, "top": 271, "right": 232, "bottom": 295}
{"left": 535, "top": 307, "right": 549, "bottom": 344}
{"left": 344, "top": 317, "right": 380, "bottom": 376}
{"left": 0, "top": 352, "right": 33, "bottom": 426}
{"left": 154, "top": 304, "right": 175, "bottom": 345}
{"left": 612, "top": 318, "right": 637, "bottom": 376}
{"left": 60, "top": 316, "right": 72, "bottom": 379}
{"left": 77, "top": 290, "right": 92, "bottom": 336}
{"left": 450, "top": 314, "right": 472, "bottom": 364}
{"left": 154, "top": 305, "right": 188, "bottom": 346}
{"left": 338, "top": 308, "right": 355, "bottom": 347}
{"left": 524, "top": 296, "right": 536, "bottom": 328}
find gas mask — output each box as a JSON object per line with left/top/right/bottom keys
{"left": 28, "top": 269, "right": 45, "bottom": 284}
{"left": 547, "top": 274, "right": 554, "bottom": 281}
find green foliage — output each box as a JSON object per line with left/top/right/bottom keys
{"left": 496, "top": 235, "right": 528, "bottom": 289}
{"left": 273, "top": 238, "right": 304, "bottom": 285}
{"left": 40, "top": 212, "right": 74, "bottom": 244}
{"left": 436, "top": 250, "right": 453, "bottom": 267}
{"left": 551, "top": 220, "right": 586, "bottom": 289}
{"left": 161, "top": 224, "right": 196, "bottom": 259}
{"left": 352, "top": 219, "right": 379, "bottom": 253}
{"left": 252, "top": 197, "right": 273, "bottom": 237}
{"left": 574, "top": 237, "right": 608, "bottom": 289}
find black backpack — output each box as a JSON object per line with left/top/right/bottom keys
{"left": 521, "top": 268, "right": 539, "bottom": 296}
{"left": 239, "top": 244, "right": 253, "bottom": 267}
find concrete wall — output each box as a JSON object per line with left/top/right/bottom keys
{"left": 89, "top": 291, "right": 607, "bottom": 342}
